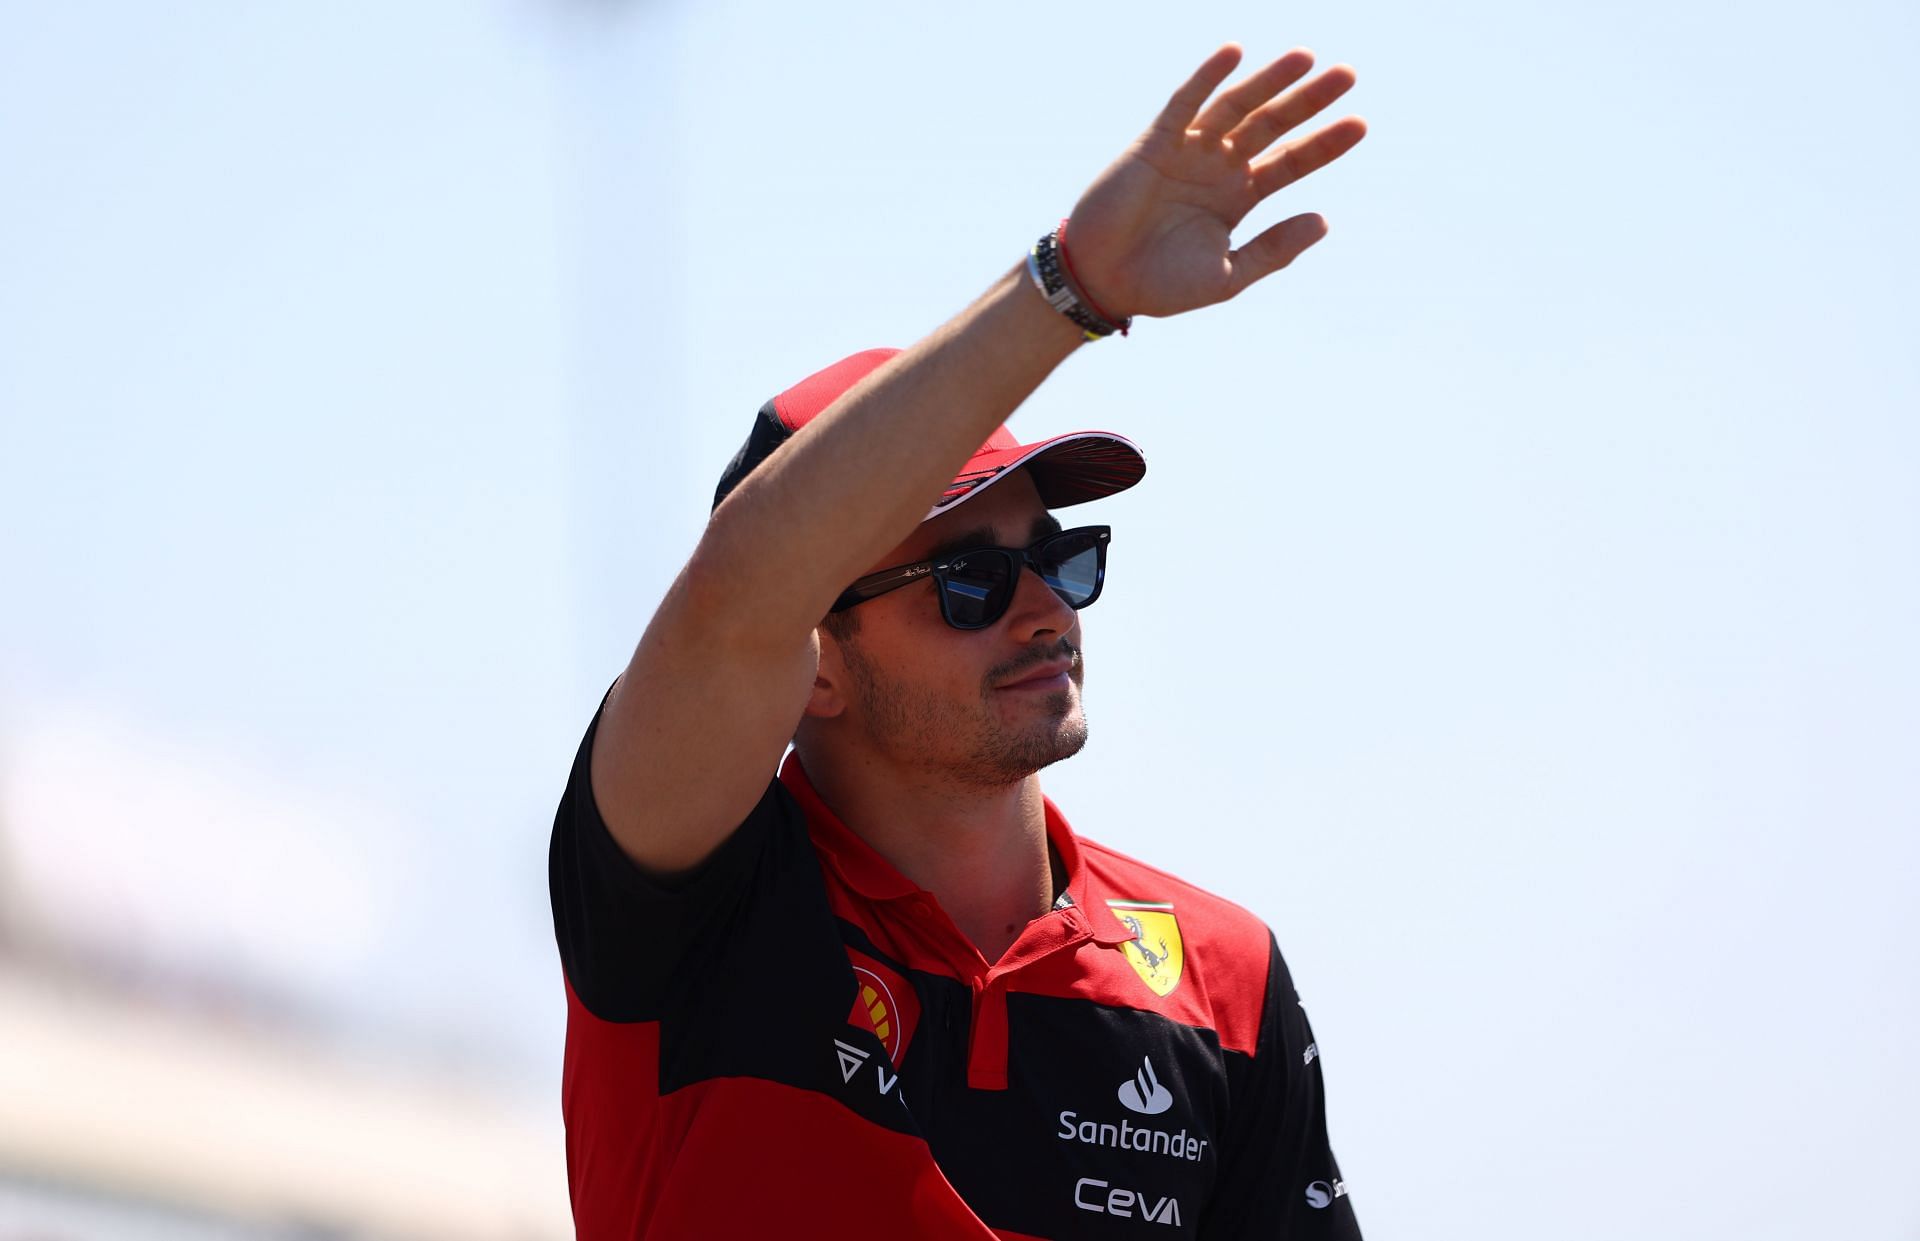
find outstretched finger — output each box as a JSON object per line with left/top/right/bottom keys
{"left": 1149, "top": 44, "right": 1245, "bottom": 136}
{"left": 1226, "top": 213, "right": 1331, "bottom": 298}
{"left": 1192, "top": 49, "right": 1316, "bottom": 141}
{"left": 1225, "top": 64, "right": 1358, "bottom": 161}
{"left": 1249, "top": 115, "right": 1369, "bottom": 200}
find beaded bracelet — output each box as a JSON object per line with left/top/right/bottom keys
{"left": 1027, "top": 221, "right": 1132, "bottom": 340}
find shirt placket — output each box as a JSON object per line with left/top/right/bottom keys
{"left": 891, "top": 895, "right": 1096, "bottom": 1092}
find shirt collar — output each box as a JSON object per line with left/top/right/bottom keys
{"left": 1043, "top": 790, "right": 1135, "bottom": 945}
{"left": 778, "top": 752, "right": 920, "bottom": 901}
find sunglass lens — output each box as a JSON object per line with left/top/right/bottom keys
{"left": 1039, "top": 533, "right": 1103, "bottom": 606}
{"left": 942, "top": 552, "right": 1017, "bottom": 628}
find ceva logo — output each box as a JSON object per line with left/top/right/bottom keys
{"left": 1074, "top": 1178, "right": 1182, "bottom": 1227}
{"left": 1117, "top": 1055, "right": 1173, "bottom": 1115}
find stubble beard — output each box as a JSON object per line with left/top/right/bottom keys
{"left": 842, "top": 640, "right": 1088, "bottom": 789}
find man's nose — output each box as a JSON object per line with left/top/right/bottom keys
{"left": 1003, "top": 560, "right": 1078, "bottom": 642}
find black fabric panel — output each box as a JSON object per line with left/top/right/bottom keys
{"left": 548, "top": 698, "right": 921, "bottom": 1135}
{"left": 547, "top": 694, "right": 788, "bottom": 1023}
{"left": 1199, "top": 937, "right": 1362, "bottom": 1240}
{"left": 929, "top": 993, "right": 1231, "bottom": 1239}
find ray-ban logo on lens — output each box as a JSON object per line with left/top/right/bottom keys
{"left": 1118, "top": 1055, "right": 1173, "bottom": 1115}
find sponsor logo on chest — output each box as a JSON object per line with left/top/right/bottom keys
{"left": 1056, "top": 1054, "right": 1212, "bottom": 1164}
{"left": 1305, "top": 1178, "right": 1349, "bottom": 1209}
{"left": 1056, "top": 1054, "right": 1207, "bottom": 1225}
{"left": 1074, "top": 1177, "right": 1183, "bottom": 1226}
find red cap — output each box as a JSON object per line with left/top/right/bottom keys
{"left": 713, "top": 348, "right": 1147, "bottom": 519}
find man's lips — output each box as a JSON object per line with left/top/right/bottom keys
{"left": 994, "top": 657, "right": 1075, "bottom": 691}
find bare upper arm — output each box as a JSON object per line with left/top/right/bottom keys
{"left": 588, "top": 566, "right": 821, "bottom": 879}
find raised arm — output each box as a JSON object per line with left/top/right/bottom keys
{"left": 591, "top": 44, "right": 1366, "bottom": 876}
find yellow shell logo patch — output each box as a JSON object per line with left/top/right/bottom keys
{"left": 843, "top": 950, "right": 919, "bottom": 1067}
{"left": 1108, "top": 900, "right": 1183, "bottom": 997}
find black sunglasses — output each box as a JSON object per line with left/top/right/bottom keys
{"left": 831, "top": 525, "right": 1112, "bottom": 630}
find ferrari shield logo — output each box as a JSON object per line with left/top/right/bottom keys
{"left": 1108, "top": 900, "right": 1183, "bottom": 997}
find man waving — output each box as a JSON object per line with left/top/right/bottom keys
{"left": 550, "top": 44, "right": 1368, "bottom": 1239}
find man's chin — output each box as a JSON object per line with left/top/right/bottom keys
{"left": 963, "top": 713, "right": 1088, "bottom": 787}
{"left": 1032, "top": 711, "right": 1090, "bottom": 770}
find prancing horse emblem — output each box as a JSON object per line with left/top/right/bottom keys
{"left": 1121, "top": 914, "right": 1171, "bottom": 970}
{"left": 1107, "top": 900, "right": 1184, "bottom": 998}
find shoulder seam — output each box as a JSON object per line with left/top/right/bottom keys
{"left": 1078, "top": 835, "right": 1271, "bottom": 929}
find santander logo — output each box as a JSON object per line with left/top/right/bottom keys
{"left": 1117, "top": 1055, "right": 1173, "bottom": 1115}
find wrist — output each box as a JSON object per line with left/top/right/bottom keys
{"left": 1026, "top": 223, "right": 1132, "bottom": 340}
{"left": 1005, "top": 260, "right": 1095, "bottom": 353}
{"left": 1053, "top": 221, "right": 1130, "bottom": 333}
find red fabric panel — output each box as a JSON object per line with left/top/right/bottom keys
{"left": 637, "top": 1079, "right": 996, "bottom": 1240}
{"left": 562, "top": 978, "right": 668, "bottom": 1240}
{"left": 1077, "top": 840, "right": 1274, "bottom": 1058}
{"left": 965, "top": 978, "right": 1010, "bottom": 1090}
{"left": 564, "top": 979, "right": 999, "bottom": 1240}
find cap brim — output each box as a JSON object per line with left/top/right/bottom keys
{"left": 928, "top": 431, "right": 1146, "bottom": 520}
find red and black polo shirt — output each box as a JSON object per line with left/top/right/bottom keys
{"left": 550, "top": 700, "right": 1360, "bottom": 1239}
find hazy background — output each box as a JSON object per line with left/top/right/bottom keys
{"left": 2, "top": 1, "right": 1915, "bottom": 1237}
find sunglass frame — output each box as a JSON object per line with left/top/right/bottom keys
{"left": 829, "top": 525, "right": 1111, "bottom": 630}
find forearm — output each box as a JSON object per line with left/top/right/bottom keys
{"left": 685, "top": 263, "right": 1085, "bottom": 639}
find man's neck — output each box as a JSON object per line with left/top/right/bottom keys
{"left": 802, "top": 754, "right": 1057, "bottom": 964}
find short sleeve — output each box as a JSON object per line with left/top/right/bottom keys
{"left": 547, "top": 689, "right": 797, "bottom": 1023}
{"left": 1200, "top": 935, "right": 1361, "bottom": 1240}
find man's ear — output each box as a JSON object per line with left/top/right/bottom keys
{"left": 803, "top": 627, "right": 848, "bottom": 719}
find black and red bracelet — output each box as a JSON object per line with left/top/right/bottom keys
{"left": 1027, "top": 221, "right": 1132, "bottom": 340}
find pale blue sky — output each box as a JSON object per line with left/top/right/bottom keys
{"left": 2, "top": 2, "right": 1916, "bottom": 1237}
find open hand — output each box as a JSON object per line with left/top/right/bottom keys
{"left": 1063, "top": 46, "right": 1367, "bottom": 320}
